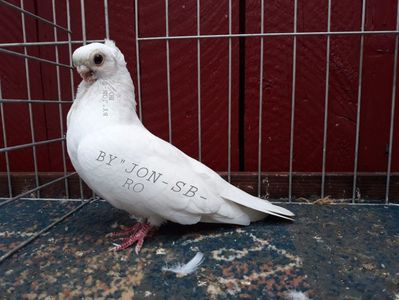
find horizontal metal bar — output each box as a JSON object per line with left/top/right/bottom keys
{"left": 0, "top": 0, "right": 71, "bottom": 33}
{"left": 0, "top": 197, "right": 94, "bottom": 264}
{"left": 138, "top": 30, "right": 399, "bottom": 41}
{"left": 271, "top": 201, "right": 395, "bottom": 206}
{"left": 0, "top": 39, "right": 104, "bottom": 48}
{"left": 0, "top": 172, "right": 77, "bottom": 208}
{"left": 0, "top": 137, "right": 65, "bottom": 153}
{"left": 0, "top": 48, "right": 72, "bottom": 69}
{"left": 0, "top": 98, "right": 73, "bottom": 104}
{"left": 217, "top": 171, "right": 399, "bottom": 176}
{"left": 0, "top": 197, "right": 90, "bottom": 202}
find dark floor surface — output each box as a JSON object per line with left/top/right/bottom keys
{"left": 0, "top": 200, "right": 398, "bottom": 299}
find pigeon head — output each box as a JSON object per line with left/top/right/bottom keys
{"left": 72, "top": 40, "right": 126, "bottom": 83}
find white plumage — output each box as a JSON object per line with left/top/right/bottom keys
{"left": 67, "top": 40, "right": 294, "bottom": 253}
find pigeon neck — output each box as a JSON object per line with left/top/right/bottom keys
{"left": 72, "top": 69, "right": 142, "bottom": 127}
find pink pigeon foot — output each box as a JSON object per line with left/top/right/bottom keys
{"left": 109, "top": 223, "right": 142, "bottom": 238}
{"left": 111, "top": 222, "right": 152, "bottom": 254}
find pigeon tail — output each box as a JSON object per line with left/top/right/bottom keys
{"left": 220, "top": 185, "right": 295, "bottom": 221}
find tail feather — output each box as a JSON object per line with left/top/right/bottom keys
{"left": 220, "top": 185, "right": 295, "bottom": 221}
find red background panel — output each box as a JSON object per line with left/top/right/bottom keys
{"left": 0, "top": 0, "right": 398, "bottom": 177}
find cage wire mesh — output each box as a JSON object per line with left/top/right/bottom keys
{"left": 0, "top": 0, "right": 398, "bottom": 265}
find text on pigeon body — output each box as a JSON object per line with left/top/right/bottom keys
{"left": 95, "top": 150, "right": 207, "bottom": 200}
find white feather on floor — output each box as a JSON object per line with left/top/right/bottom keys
{"left": 286, "top": 290, "right": 310, "bottom": 300}
{"left": 162, "top": 252, "right": 205, "bottom": 276}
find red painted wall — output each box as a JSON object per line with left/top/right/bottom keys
{"left": 0, "top": 0, "right": 398, "bottom": 175}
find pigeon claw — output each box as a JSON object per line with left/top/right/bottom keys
{"left": 109, "top": 223, "right": 141, "bottom": 238}
{"left": 111, "top": 223, "right": 152, "bottom": 254}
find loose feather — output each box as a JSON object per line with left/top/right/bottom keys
{"left": 286, "top": 290, "right": 310, "bottom": 300}
{"left": 162, "top": 252, "right": 205, "bottom": 276}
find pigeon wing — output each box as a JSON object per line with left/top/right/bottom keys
{"left": 75, "top": 124, "right": 253, "bottom": 225}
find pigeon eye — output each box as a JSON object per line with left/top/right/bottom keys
{"left": 93, "top": 54, "right": 103, "bottom": 65}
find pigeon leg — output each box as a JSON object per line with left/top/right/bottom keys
{"left": 109, "top": 223, "right": 141, "bottom": 238}
{"left": 112, "top": 223, "right": 152, "bottom": 254}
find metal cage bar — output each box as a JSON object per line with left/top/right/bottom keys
{"left": 76, "top": 0, "right": 104, "bottom": 200}
{"left": 0, "top": 48, "right": 73, "bottom": 68}
{"left": 66, "top": 0, "right": 85, "bottom": 200}
{"left": 0, "top": 137, "right": 66, "bottom": 153}
{"left": 386, "top": 0, "right": 399, "bottom": 204}
{"left": 66, "top": 0, "right": 75, "bottom": 101}
{"left": 321, "top": 0, "right": 332, "bottom": 198}
{"left": 0, "top": 172, "right": 77, "bottom": 208}
{"left": 52, "top": 0, "right": 69, "bottom": 199}
{"left": 137, "top": 30, "right": 399, "bottom": 41}
{"left": 288, "top": 0, "right": 298, "bottom": 202}
{"left": 352, "top": 0, "right": 367, "bottom": 203}
{"left": 81, "top": 0, "right": 94, "bottom": 199}
{"left": 134, "top": 0, "right": 143, "bottom": 121}
{"left": 0, "top": 40, "right": 103, "bottom": 47}
{"left": 20, "top": 0, "right": 40, "bottom": 198}
{"left": 104, "top": 0, "right": 110, "bottom": 40}
{"left": 227, "top": 0, "right": 233, "bottom": 182}
{"left": 0, "top": 83, "right": 12, "bottom": 197}
{"left": 165, "top": 0, "right": 173, "bottom": 144}
{"left": 196, "top": 0, "right": 202, "bottom": 162}
{"left": 257, "top": 0, "right": 265, "bottom": 197}
{"left": 80, "top": 0, "right": 87, "bottom": 45}
{"left": 0, "top": 197, "right": 94, "bottom": 264}
{"left": 0, "top": 98, "right": 73, "bottom": 104}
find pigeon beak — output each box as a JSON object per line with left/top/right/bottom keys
{"left": 76, "top": 65, "right": 96, "bottom": 82}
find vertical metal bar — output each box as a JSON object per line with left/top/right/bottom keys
{"left": 257, "top": 0, "right": 265, "bottom": 197}
{"left": 288, "top": 0, "right": 298, "bottom": 202}
{"left": 386, "top": 0, "right": 399, "bottom": 204}
{"left": 134, "top": 0, "right": 143, "bottom": 121}
{"left": 52, "top": 0, "right": 69, "bottom": 198}
{"left": 80, "top": 0, "right": 94, "bottom": 199}
{"left": 80, "top": 0, "right": 87, "bottom": 45}
{"left": 104, "top": 0, "right": 110, "bottom": 40}
{"left": 0, "top": 82, "right": 12, "bottom": 197}
{"left": 67, "top": 0, "right": 84, "bottom": 199}
{"left": 165, "top": 0, "right": 172, "bottom": 144}
{"left": 21, "top": 0, "right": 40, "bottom": 198}
{"left": 321, "top": 0, "right": 332, "bottom": 198}
{"left": 197, "top": 0, "right": 202, "bottom": 162}
{"left": 227, "top": 0, "right": 232, "bottom": 182}
{"left": 352, "top": 0, "right": 366, "bottom": 203}
{"left": 66, "top": 0, "right": 75, "bottom": 101}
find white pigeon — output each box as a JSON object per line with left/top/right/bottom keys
{"left": 67, "top": 40, "right": 294, "bottom": 254}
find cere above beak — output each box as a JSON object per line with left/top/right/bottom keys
{"left": 76, "top": 65, "right": 96, "bottom": 82}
